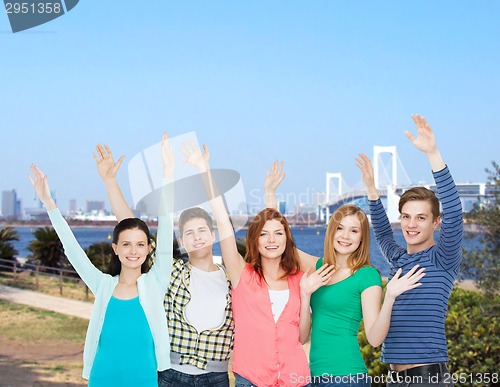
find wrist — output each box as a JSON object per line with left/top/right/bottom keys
{"left": 103, "top": 177, "right": 118, "bottom": 186}
{"left": 44, "top": 199, "right": 57, "bottom": 211}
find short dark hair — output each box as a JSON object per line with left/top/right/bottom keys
{"left": 178, "top": 207, "right": 214, "bottom": 235}
{"left": 109, "top": 218, "right": 152, "bottom": 276}
{"left": 399, "top": 187, "right": 440, "bottom": 220}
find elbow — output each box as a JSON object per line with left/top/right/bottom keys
{"left": 367, "top": 337, "right": 383, "bottom": 347}
{"left": 365, "top": 331, "right": 383, "bottom": 347}
{"left": 299, "top": 333, "right": 309, "bottom": 345}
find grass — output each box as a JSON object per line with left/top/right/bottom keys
{"left": 0, "top": 299, "right": 88, "bottom": 385}
{"left": 0, "top": 270, "right": 95, "bottom": 302}
{"left": 0, "top": 300, "right": 88, "bottom": 343}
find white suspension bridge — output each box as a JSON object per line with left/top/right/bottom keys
{"left": 323, "top": 145, "right": 493, "bottom": 224}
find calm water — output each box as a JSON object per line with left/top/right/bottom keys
{"left": 11, "top": 225, "right": 481, "bottom": 277}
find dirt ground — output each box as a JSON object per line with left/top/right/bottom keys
{"left": 0, "top": 336, "right": 86, "bottom": 387}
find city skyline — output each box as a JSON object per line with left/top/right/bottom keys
{"left": 1, "top": 1, "right": 499, "bottom": 214}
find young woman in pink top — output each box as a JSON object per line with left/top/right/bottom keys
{"left": 181, "top": 141, "right": 334, "bottom": 387}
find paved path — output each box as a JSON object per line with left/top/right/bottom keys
{"left": 0, "top": 285, "right": 92, "bottom": 320}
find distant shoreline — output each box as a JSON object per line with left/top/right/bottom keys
{"left": 0, "top": 220, "right": 485, "bottom": 233}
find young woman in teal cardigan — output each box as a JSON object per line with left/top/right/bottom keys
{"left": 28, "top": 133, "right": 174, "bottom": 386}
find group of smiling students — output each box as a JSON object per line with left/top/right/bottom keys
{"left": 29, "top": 114, "right": 463, "bottom": 387}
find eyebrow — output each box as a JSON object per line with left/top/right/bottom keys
{"left": 184, "top": 226, "right": 209, "bottom": 232}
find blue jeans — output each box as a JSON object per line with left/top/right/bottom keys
{"left": 158, "top": 369, "right": 229, "bottom": 387}
{"left": 313, "top": 373, "right": 370, "bottom": 387}
{"left": 235, "top": 373, "right": 311, "bottom": 387}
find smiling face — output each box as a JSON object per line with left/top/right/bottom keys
{"left": 179, "top": 217, "right": 215, "bottom": 256}
{"left": 112, "top": 228, "right": 150, "bottom": 272}
{"left": 258, "top": 219, "right": 287, "bottom": 261}
{"left": 333, "top": 214, "right": 363, "bottom": 259}
{"left": 401, "top": 200, "right": 440, "bottom": 254}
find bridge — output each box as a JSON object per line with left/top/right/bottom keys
{"left": 323, "top": 146, "right": 494, "bottom": 224}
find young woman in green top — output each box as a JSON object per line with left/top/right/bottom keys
{"left": 264, "top": 162, "right": 425, "bottom": 387}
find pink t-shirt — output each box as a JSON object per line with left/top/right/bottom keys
{"left": 232, "top": 264, "right": 310, "bottom": 387}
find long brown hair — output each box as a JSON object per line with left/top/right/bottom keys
{"left": 324, "top": 204, "right": 370, "bottom": 273}
{"left": 245, "top": 208, "right": 301, "bottom": 281}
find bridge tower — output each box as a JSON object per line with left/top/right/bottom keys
{"left": 325, "top": 172, "right": 342, "bottom": 222}
{"left": 373, "top": 145, "right": 400, "bottom": 223}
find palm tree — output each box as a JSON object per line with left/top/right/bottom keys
{"left": 0, "top": 226, "right": 19, "bottom": 272}
{"left": 86, "top": 241, "right": 113, "bottom": 273}
{"left": 27, "top": 227, "right": 66, "bottom": 273}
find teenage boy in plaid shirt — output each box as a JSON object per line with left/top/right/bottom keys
{"left": 94, "top": 144, "right": 234, "bottom": 387}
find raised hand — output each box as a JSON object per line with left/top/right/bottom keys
{"left": 93, "top": 144, "right": 125, "bottom": 182}
{"left": 28, "top": 164, "right": 56, "bottom": 210}
{"left": 405, "top": 114, "right": 438, "bottom": 154}
{"left": 355, "top": 153, "right": 377, "bottom": 198}
{"left": 406, "top": 114, "right": 445, "bottom": 171}
{"left": 180, "top": 140, "right": 210, "bottom": 172}
{"left": 300, "top": 264, "right": 335, "bottom": 297}
{"left": 161, "top": 132, "right": 175, "bottom": 179}
{"left": 385, "top": 265, "right": 426, "bottom": 300}
{"left": 264, "top": 160, "right": 285, "bottom": 194}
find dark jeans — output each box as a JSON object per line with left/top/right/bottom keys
{"left": 387, "top": 363, "right": 452, "bottom": 386}
{"left": 158, "top": 368, "right": 229, "bottom": 387}
{"left": 313, "top": 373, "right": 370, "bottom": 387}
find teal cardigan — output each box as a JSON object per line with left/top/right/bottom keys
{"left": 47, "top": 181, "right": 173, "bottom": 379}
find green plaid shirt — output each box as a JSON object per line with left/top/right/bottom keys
{"left": 165, "top": 258, "right": 234, "bottom": 370}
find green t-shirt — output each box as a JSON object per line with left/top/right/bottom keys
{"left": 309, "top": 259, "right": 382, "bottom": 376}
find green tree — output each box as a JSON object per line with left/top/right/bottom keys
{"left": 0, "top": 226, "right": 19, "bottom": 271}
{"left": 236, "top": 237, "right": 247, "bottom": 258}
{"left": 85, "top": 241, "right": 113, "bottom": 273}
{"left": 461, "top": 161, "right": 499, "bottom": 295}
{"left": 27, "top": 227, "right": 66, "bottom": 273}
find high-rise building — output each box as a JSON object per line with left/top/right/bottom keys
{"left": 69, "top": 199, "right": 77, "bottom": 214}
{"left": 86, "top": 200, "right": 105, "bottom": 213}
{"left": 1, "top": 190, "right": 21, "bottom": 220}
{"left": 278, "top": 201, "right": 287, "bottom": 215}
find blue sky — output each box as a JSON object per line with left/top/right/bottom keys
{"left": 1, "top": 1, "right": 499, "bottom": 214}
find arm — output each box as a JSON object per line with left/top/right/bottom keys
{"left": 28, "top": 165, "right": 102, "bottom": 292}
{"left": 263, "top": 160, "right": 318, "bottom": 272}
{"left": 357, "top": 154, "right": 403, "bottom": 262}
{"left": 151, "top": 133, "right": 175, "bottom": 289}
{"left": 361, "top": 265, "right": 425, "bottom": 347}
{"left": 180, "top": 141, "right": 245, "bottom": 288}
{"left": 93, "top": 144, "right": 134, "bottom": 221}
{"left": 406, "top": 115, "right": 463, "bottom": 271}
{"left": 298, "top": 264, "right": 335, "bottom": 344}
